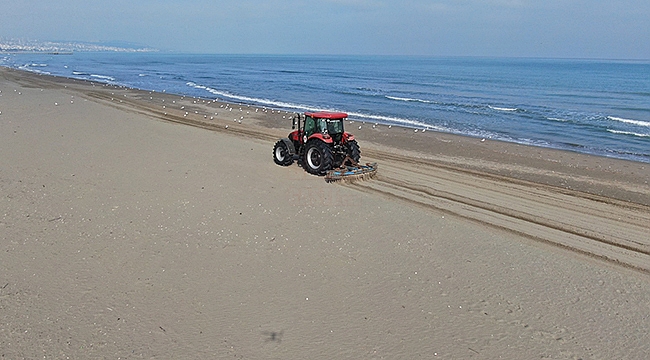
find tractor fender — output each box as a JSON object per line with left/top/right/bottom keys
{"left": 280, "top": 138, "right": 296, "bottom": 155}
{"left": 307, "top": 133, "right": 334, "bottom": 144}
{"left": 288, "top": 130, "right": 301, "bottom": 142}
{"left": 343, "top": 132, "right": 355, "bottom": 142}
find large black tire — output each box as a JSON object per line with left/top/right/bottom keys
{"left": 273, "top": 139, "right": 294, "bottom": 166}
{"left": 302, "top": 140, "right": 334, "bottom": 175}
{"left": 347, "top": 140, "right": 361, "bottom": 163}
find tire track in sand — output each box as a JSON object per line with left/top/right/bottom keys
{"left": 353, "top": 150, "right": 650, "bottom": 274}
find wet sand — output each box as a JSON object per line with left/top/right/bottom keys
{"left": 1, "top": 68, "right": 649, "bottom": 359}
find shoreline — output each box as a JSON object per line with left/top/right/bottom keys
{"left": 2, "top": 66, "right": 649, "bottom": 358}
{"left": 7, "top": 68, "right": 650, "bottom": 165}
{"left": 4, "top": 67, "right": 648, "bottom": 206}
{"left": 4, "top": 55, "right": 649, "bottom": 166}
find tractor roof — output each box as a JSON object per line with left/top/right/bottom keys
{"left": 305, "top": 111, "right": 348, "bottom": 119}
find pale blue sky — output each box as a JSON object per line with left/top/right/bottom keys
{"left": 2, "top": 0, "right": 649, "bottom": 59}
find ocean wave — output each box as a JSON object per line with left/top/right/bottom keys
{"left": 90, "top": 74, "right": 116, "bottom": 81}
{"left": 276, "top": 70, "right": 306, "bottom": 74}
{"left": 547, "top": 117, "right": 569, "bottom": 122}
{"left": 187, "top": 82, "right": 322, "bottom": 112}
{"left": 357, "top": 87, "right": 383, "bottom": 93}
{"left": 188, "top": 81, "right": 441, "bottom": 130}
{"left": 72, "top": 71, "right": 90, "bottom": 75}
{"left": 488, "top": 105, "right": 518, "bottom": 112}
{"left": 607, "top": 116, "right": 650, "bottom": 127}
{"left": 385, "top": 95, "right": 432, "bottom": 104}
{"left": 607, "top": 129, "right": 650, "bottom": 138}
{"left": 345, "top": 111, "right": 437, "bottom": 129}
{"left": 17, "top": 65, "right": 50, "bottom": 75}
{"left": 338, "top": 87, "right": 385, "bottom": 98}
{"left": 385, "top": 96, "right": 494, "bottom": 115}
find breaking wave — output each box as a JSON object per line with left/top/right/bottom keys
{"left": 17, "top": 64, "right": 50, "bottom": 75}
{"left": 90, "top": 74, "right": 116, "bottom": 81}
{"left": 385, "top": 95, "right": 433, "bottom": 104}
{"left": 607, "top": 116, "right": 650, "bottom": 127}
{"left": 488, "top": 105, "right": 518, "bottom": 112}
{"left": 187, "top": 81, "right": 317, "bottom": 112}
{"left": 607, "top": 129, "right": 650, "bottom": 138}
{"left": 188, "top": 82, "right": 435, "bottom": 129}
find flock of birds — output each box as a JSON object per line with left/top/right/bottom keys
{"left": 0, "top": 81, "right": 433, "bottom": 134}
{"left": 92, "top": 83, "right": 434, "bottom": 133}
{"left": 158, "top": 93, "right": 431, "bottom": 134}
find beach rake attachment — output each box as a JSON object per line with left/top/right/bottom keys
{"left": 325, "top": 157, "right": 378, "bottom": 183}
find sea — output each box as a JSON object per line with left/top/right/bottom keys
{"left": 2, "top": 52, "right": 649, "bottom": 163}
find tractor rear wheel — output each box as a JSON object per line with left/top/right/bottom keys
{"left": 303, "top": 140, "right": 334, "bottom": 175}
{"left": 347, "top": 140, "right": 361, "bottom": 163}
{"left": 273, "top": 140, "right": 294, "bottom": 166}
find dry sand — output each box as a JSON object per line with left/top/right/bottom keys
{"left": 1, "top": 68, "right": 649, "bottom": 359}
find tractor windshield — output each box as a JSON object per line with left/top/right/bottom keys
{"left": 321, "top": 118, "right": 344, "bottom": 135}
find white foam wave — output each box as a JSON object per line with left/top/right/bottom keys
{"left": 385, "top": 95, "right": 432, "bottom": 104}
{"left": 489, "top": 105, "right": 518, "bottom": 112}
{"left": 187, "top": 82, "right": 501, "bottom": 134}
{"left": 187, "top": 82, "right": 319, "bottom": 112}
{"left": 607, "top": 129, "right": 650, "bottom": 138}
{"left": 345, "top": 111, "right": 438, "bottom": 129}
{"left": 90, "top": 74, "right": 116, "bottom": 81}
{"left": 607, "top": 116, "right": 650, "bottom": 127}
{"left": 17, "top": 65, "right": 50, "bottom": 75}
{"left": 547, "top": 117, "right": 569, "bottom": 122}
{"left": 188, "top": 81, "right": 442, "bottom": 130}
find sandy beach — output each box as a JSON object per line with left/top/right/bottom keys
{"left": 2, "top": 67, "right": 649, "bottom": 359}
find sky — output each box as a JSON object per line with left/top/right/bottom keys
{"left": 1, "top": 0, "right": 649, "bottom": 59}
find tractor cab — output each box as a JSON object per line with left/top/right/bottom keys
{"left": 293, "top": 112, "right": 348, "bottom": 144}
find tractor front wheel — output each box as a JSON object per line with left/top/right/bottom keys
{"left": 273, "top": 139, "right": 294, "bottom": 166}
{"left": 303, "top": 140, "right": 334, "bottom": 175}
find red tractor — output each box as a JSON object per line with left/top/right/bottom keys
{"left": 273, "top": 112, "right": 362, "bottom": 175}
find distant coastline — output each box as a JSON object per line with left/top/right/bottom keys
{"left": 0, "top": 39, "right": 157, "bottom": 53}
{"left": 0, "top": 51, "right": 74, "bottom": 55}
